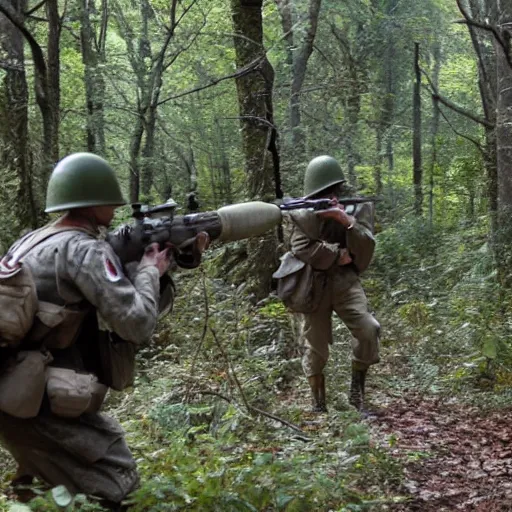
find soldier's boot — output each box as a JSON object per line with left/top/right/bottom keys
{"left": 349, "top": 363, "right": 368, "bottom": 411}
{"left": 308, "top": 374, "right": 327, "bottom": 413}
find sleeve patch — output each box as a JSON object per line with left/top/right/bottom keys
{"left": 103, "top": 255, "right": 123, "bottom": 282}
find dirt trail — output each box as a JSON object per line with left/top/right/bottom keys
{"left": 370, "top": 396, "right": 512, "bottom": 511}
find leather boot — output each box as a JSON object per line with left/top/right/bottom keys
{"left": 308, "top": 374, "right": 327, "bottom": 412}
{"left": 349, "top": 363, "right": 367, "bottom": 411}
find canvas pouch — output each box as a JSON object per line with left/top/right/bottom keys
{"left": 46, "top": 367, "right": 108, "bottom": 418}
{"left": 97, "top": 331, "right": 137, "bottom": 391}
{"left": 0, "top": 350, "right": 53, "bottom": 418}
{"left": 273, "top": 252, "right": 326, "bottom": 314}
{"left": 29, "top": 302, "right": 88, "bottom": 349}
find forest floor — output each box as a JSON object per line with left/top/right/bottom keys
{"left": 275, "top": 354, "right": 512, "bottom": 512}
{"left": 2, "top": 234, "right": 512, "bottom": 511}
{"left": 371, "top": 395, "right": 512, "bottom": 511}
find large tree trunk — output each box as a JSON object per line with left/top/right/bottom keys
{"left": 289, "top": 0, "right": 322, "bottom": 159}
{"left": 0, "top": 0, "right": 60, "bottom": 204}
{"left": 495, "top": 3, "right": 512, "bottom": 220}
{"left": 230, "top": 0, "right": 280, "bottom": 298}
{"left": 80, "top": 0, "right": 107, "bottom": 155}
{"left": 45, "top": 0, "right": 60, "bottom": 170}
{"left": 0, "top": 0, "right": 37, "bottom": 229}
{"left": 413, "top": 42, "right": 423, "bottom": 215}
{"left": 464, "top": 0, "right": 498, "bottom": 231}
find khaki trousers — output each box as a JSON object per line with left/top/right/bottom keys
{"left": 301, "top": 277, "right": 380, "bottom": 377}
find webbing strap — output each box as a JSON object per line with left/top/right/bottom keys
{"left": 6, "top": 225, "right": 93, "bottom": 266}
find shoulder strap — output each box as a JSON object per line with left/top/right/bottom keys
{"left": 7, "top": 225, "right": 93, "bottom": 266}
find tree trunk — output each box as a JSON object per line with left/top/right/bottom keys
{"left": 374, "top": 127, "right": 383, "bottom": 196}
{"left": 230, "top": 0, "right": 280, "bottom": 297}
{"left": 464, "top": 0, "right": 498, "bottom": 232}
{"left": 80, "top": 0, "right": 107, "bottom": 155}
{"left": 413, "top": 42, "right": 423, "bottom": 215}
{"left": 0, "top": 0, "right": 37, "bottom": 229}
{"left": 0, "top": 0, "right": 60, "bottom": 194}
{"left": 289, "top": 0, "right": 322, "bottom": 160}
{"left": 429, "top": 42, "right": 441, "bottom": 227}
{"left": 495, "top": 3, "right": 512, "bottom": 221}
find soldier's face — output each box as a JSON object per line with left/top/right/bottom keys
{"left": 92, "top": 206, "right": 117, "bottom": 227}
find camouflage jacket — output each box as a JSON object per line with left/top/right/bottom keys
{"left": 18, "top": 227, "right": 161, "bottom": 345}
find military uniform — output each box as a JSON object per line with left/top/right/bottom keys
{"left": 278, "top": 155, "right": 380, "bottom": 412}
{"left": 0, "top": 227, "right": 166, "bottom": 502}
{"left": 287, "top": 204, "right": 380, "bottom": 378}
{"left": 0, "top": 153, "right": 171, "bottom": 504}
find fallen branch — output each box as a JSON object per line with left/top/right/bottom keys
{"left": 209, "top": 327, "right": 309, "bottom": 438}
{"left": 183, "top": 269, "right": 210, "bottom": 403}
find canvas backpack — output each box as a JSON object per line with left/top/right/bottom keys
{"left": 0, "top": 225, "right": 82, "bottom": 349}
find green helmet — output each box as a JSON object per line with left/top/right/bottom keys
{"left": 303, "top": 155, "right": 346, "bottom": 198}
{"left": 45, "top": 153, "right": 126, "bottom": 213}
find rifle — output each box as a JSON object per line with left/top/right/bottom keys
{"left": 278, "top": 196, "right": 381, "bottom": 212}
{"left": 106, "top": 196, "right": 381, "bottom": 268}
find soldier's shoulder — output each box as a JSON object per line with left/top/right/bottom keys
{"left": 287, "top": 209, "right": 322, "bottom": 234}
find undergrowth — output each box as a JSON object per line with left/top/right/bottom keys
{"left": 3, "top": 211, "right": 512, "bottom": 511}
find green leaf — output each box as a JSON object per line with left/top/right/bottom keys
{"left": 482, "top": 338, "right": 497, "bottom": 359}
{"left": 8, "top": 505, "right": 32, "bottom": 512}
{"left": 51, "top": 485, "right": 74, "bottom": 508}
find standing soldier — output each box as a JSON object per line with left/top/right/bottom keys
{"left": 0, "top": 153, "right": 208, "bottom": 508}
{"left": 283, "top": 155, "right": 380, "bottom": 412}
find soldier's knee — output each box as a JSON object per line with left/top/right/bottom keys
{"left": 355, "top": 316, "right": 380, "bottom": 365}
{"left": 358, "top": 315, "right": 379, "bottom": 342}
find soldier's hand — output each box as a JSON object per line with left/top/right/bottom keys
{"left": 338, "top": 248, "right": 353, "bottom": 266}
{"left": 316, "top": 204, "right": 354, "bottom": 229}
{"left": 141, "top": 243, "right": 172, "bottom": 277}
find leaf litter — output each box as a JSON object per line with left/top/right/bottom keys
{"left": 370, "top": 395, "right": 512, "bottom": 511}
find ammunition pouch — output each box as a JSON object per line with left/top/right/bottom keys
{"left": 45, "top": 367, "right": 108, "bottom": 418}
{"left": 0, "top": 350, "right": 53, "bottom": 418}
{"left": 97, "top": 331, "right": 137, "bottom": 391}
{"left": 29, "top": 302, "right": 89, "bottom": 349}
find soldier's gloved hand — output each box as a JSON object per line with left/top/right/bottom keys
{"left": 317, "top": 203, "right": 355, "bottom": 229}
{"left": 140, "top": 242, "right": 172, "bottom": 276}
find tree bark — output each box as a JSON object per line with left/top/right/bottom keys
{"left": 0, "top": 0, "right": 61, "bottom": 194}
{"left": 230, "top": 0, "right": 281, "bottom": 297}
{"left": 429, "top": 42, "right": 441, "bottom": 227}
{"left": 413, "top": 42, "right": 423, "bottom": 215}
{"left": 289, "top": 0, "right": 322, "bottom": 159}
{"left": 0, "top": 0, "right": 37, "bottom": 229}
{"left": 80, "top": 0, "right": 107, "bottom": 155}
{"left": 495, "top": 2, "right": 512, "bottom": 221}
{"left": 464, "top": 0, "right": 498, "bottom": 231}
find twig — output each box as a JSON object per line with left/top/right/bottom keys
{"left": 454, "top": 0, "right": 512, "bottom": 70}
{"left": 209, "top": 327, "right": 251, "bottom": 411}
{"left": 248, "top": 404, "right": 310, "bottom": 437}
{"left": 157, "top": 56, "right": 265, "bottom": 106}
{"left": 420, "top": 67, "right": 493, "bottom": 128}
{"left": 183, "top": 269, "right": 209, "bottom": 403}
{"left": 209, "top": 327, "right": 309, "bottom": 438}
{"left": 437, "top": 103, "right": 485, "bottom": 153}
